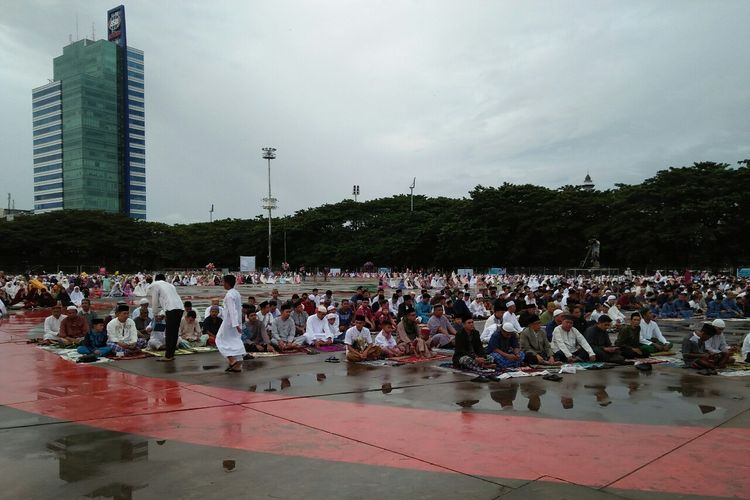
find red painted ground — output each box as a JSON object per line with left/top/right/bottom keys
{"left": 1, "top": 315, "right": 749, "bottom": 498}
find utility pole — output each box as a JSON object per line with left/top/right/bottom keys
{"left": 209, "top": 203, "right": 214, "bottom": 223}
{"left": 352, "top": 185, "right": 360, "bottom": 202}
{"left": 409, "top": 177, "right": 416, "bottom": 212}
{"left": 262, "top": 147, "right": 277, "bottom": 271}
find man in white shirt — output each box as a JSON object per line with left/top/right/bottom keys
{"left": 481, "top": 303, "right": 506, "bottom": 342}
{"left": 604, "top": 295, "right": 625, "bottom": 324}
{"left": 344, "top": 315, "right": 381, "bottom": 362}
{"left": 131, "top": 298, "right": 153, "bottom": 320}
{"left": 150, "top": 273, "right": 184, "bottom": 361}
{"left": 106, "top": 304, "right": 141, "bottom": 353}
{"left": 204, "top": 298, "right": 225, "bottom": 321}
{"left": 705, "top": 318, "right": 733, "bottom": 357}
{"left": 502, "top": 301, "right": 522, "bottom": 333}
{"left": 296, "top": 306, "right": 334, "bottom": 348}
{"left": 42, "top": 304, "right": 64, "bottom": 342}
{"left": 551, "top": 315, "right": 596, "bottom": 363}
{"left": 257, "top": 301, "right": 274, "bottom": 339}
{"left": 639, "top": 309, "right": 672, "bottom": 353}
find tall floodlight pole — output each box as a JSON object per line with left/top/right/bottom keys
{"left": 209, "top": 203, "right": 214, "bottom": 223}
{"left": 262, "top": 147, "right": 277, "bottom": 270}
{"left": 409, "top": 177, "right": 416, "bottom": 212}
{"left": 353, "top": 185, "right": 360, "bottom": 202}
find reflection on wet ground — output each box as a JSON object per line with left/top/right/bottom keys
{"left": 46, "top": 429, "right": 149, "bottom": 498}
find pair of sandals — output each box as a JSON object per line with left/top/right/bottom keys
{"left": 542, "top": 373, "right": 563, "bottom": 382}
{"left": 324, "top": 356, "right": 340, "bottom": 363}
{"left": 225, "top": 361, "right": 242, "bottom": 372}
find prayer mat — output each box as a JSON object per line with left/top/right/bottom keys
{"left": 37, "top": 345, "right": 112, "bottom": 364}
{"left": 651, "top": 350, "right": 677, "bottom": 356}
{"left": 633, "top": 358, "right": 671, "bottom": 365}
{"left": 109, "top": 352, "right": 149, "bottom": 361}
{"left": 390, "top": 353, "right": 451, "bottom": 364}
{"left": 717, "top": 363, "right": 750, "bottom": 373}
{"left": 435, "top": 362, "right": 512, "bottom": 377}
{"left": 356, "top": 359, "right": 401, "bottom": 366}
{"left": 143, "top": 347, "right": 217, "bottom": 357}
{"left": 316, "top": 344, "right": 346, "bottom": 352}
{"left": 246, "top": 351, "right": 281, "bottom": 358}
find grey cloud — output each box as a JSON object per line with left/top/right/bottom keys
{"left": 1, "top": 0, "right": 748, "bottom": 222}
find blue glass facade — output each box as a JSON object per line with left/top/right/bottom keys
{"left": 31, "top": 81, "right": 63, "bottom": 213}
{"left": 31, "top": 5, "right": 146, "bottom": 219}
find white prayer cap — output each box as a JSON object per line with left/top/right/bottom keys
{"left": 502, "top": 322, "right": 516, "bottom": 332}
{"left": 325, "top": 313, "right": 337, "bottom": 320}
{"left": 608, "top": 295, "right": 616, "bottom": 301}
{"left": 505, "top": 301, "right": 515, "bottom": 308}
{"left": 157, "top": 310, "right": 166, "bottom": 316}
{"left": 139, "top": 298, "right": 149, "bottom": 305}
{"left": 317, "top": 305, "right": 327, "bottom": 313}
{"left": 476, "top": 293, "right": 483, "bottom": 298}
{"left": 711, "top": 319, "right": 726, "bottom": 329}
{"left": 66, "top": 305, "right": 77, "bottom": 311}
{"left": 327, "top": 305, "right": 336, "bottom": 311}
{"left": 553, "top": 309, "right": 564, "bottom": 317}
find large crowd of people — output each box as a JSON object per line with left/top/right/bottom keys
{"left": 1, "top": 269, "right": 749, "bottom": 374}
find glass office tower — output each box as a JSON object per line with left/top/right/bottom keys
{"left": 31, "top": 5, "right": 146, "bottom": 219}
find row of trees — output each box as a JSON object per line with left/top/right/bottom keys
{"left": 1, "top": 161, "right": 748, "bottom": 273}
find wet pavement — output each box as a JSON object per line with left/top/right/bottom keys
{"left": 1, "top": 282, "right": 750, "bottom": 499}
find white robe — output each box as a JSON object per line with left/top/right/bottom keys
{"left": 69, "top": 288, "right": 85, "bottom": 307}
{"left": 216, "top": 288, "right": 245, "bottom": 358}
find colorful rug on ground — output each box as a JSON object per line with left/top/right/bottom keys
{"left": 316, "top": 344, "right": 346, "bottom": 352}
{"left": 435, "top": 362, "right": 553, "bottom": 378}
{"left": 356, "top": 353, "right": 451, "bottom": 366}
{"left": 37, "top": 345, "right": 112, "bottom": 364}
{"left": 143, "top": 346, "right": 218, "bottom": 357}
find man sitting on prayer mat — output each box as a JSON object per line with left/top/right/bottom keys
{"left": 344, "top": 315, "right": 381, "bottom": 362}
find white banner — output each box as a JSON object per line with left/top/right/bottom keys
{"left": 240, "top": 256, "right": 256, "bottom": 273}
{"left": 329, "top": 268, "right": 342, "bottom": 276}
{"left": 457, "top": 268, "right": 474, "bottom": 277}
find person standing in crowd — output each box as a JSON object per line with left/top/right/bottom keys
{"left": 150, "top": 274, "right": 184, "bottom": 362}
{"left": 216, "top": 274, "right": 246, "bottom": 372}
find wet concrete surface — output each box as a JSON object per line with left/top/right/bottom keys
{"left": 2, "top": 283, "right": 750, "bottom": 499}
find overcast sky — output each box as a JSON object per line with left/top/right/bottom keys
{"left": 1, "top": 0, "right": 749, "bottom": 223}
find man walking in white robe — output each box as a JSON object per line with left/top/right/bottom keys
{"left": 216, "top": 275, "right": 246, "bottom": 372}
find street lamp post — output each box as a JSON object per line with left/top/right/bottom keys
{"left": 262, "top": 147, "right": 277, "bottom": 271}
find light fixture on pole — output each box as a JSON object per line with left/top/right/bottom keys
{"left": 262, "top": 147, "right": 277, "bottom": 271}
{"left": 352, "top": 184, "right": 360, "bottom": 202}
{"left": 209, "top": 203, "right": 214, "bottom": 223}
{"left": 409, "top": 177, "right": 416, "bottom": 212}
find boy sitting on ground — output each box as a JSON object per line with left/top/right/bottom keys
{"left": 682, "top": 323, "right": 732, "bottom": 370}
{"left": 374, "top": 321, "right": 408, "bottom": 358}
{"left": 77, "top": 319, "right": 112, "bottom": 357}
{"left": 344, "top": 315, "right": 381, "bottom": 362}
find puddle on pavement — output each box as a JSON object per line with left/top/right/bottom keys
{"left": 46, "top": 429, "right": 149, "bottom": 496}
